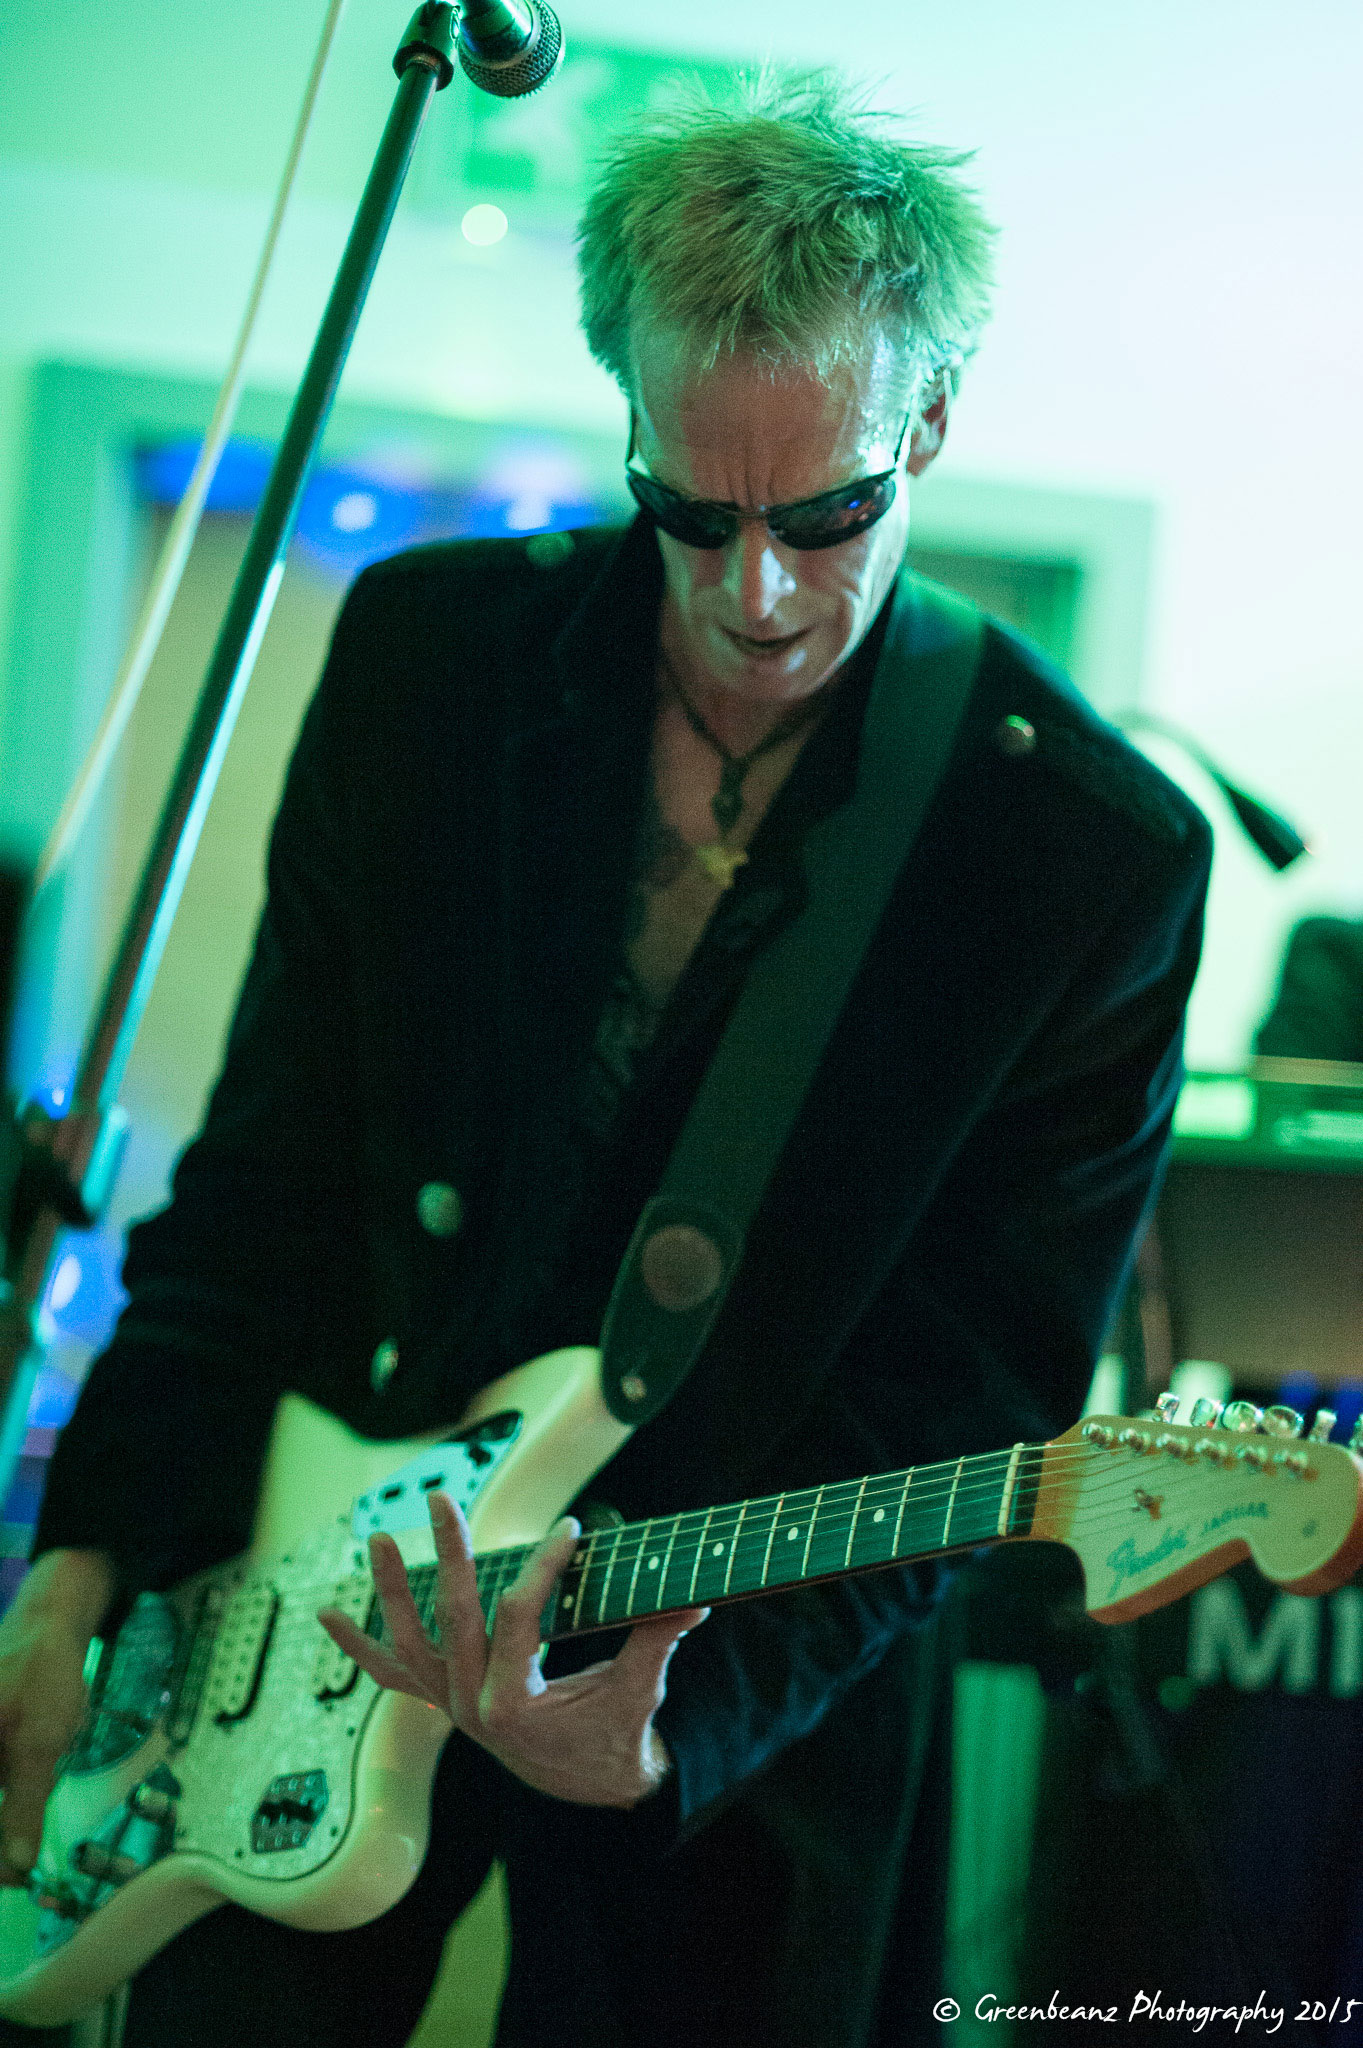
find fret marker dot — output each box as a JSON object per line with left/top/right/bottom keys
{"left": 873, "top": 1509, "right": 885, "bottom": 1523}
{"left": 787, "top": 1526, "right": 799, "bottom": 1541}
{"left": 648, "top": 1556, "right": 659, "bottom": 1570}
{"left": 712, "top": 1542, "right": 723, "bottom": 1556}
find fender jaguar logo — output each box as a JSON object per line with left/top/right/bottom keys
{"left": 1105, "top": 1526, "right": 1188, "bottom": 1596}
{"left": 1133, "top": 1489, "right": 1163, "bottom": 1520}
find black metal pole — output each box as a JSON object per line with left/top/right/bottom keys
{"left": 0, "top": 4, "right": 458, "bottom": 1441}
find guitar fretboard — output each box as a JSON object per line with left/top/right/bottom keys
{"left": 400, "top": 1445, "right": 1040, "bottom": 1642}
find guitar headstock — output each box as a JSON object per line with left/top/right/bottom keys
{"left": 1031, "top": 1402, "right": 1363, "bottom": 1623}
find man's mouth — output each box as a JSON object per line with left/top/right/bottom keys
{"left": 723, "top": 626, "right": 809, "bottom": 654}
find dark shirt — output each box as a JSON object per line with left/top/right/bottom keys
{"left": 516, "top": 601, "right": 887, "bottom": 1370}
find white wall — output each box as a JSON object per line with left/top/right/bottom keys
{"left": 2, "top": 0, "right": 1361, "bottom": 1064}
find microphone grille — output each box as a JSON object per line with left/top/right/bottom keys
{"left": 458, "top": 2, "right": 563, "bottom": 99}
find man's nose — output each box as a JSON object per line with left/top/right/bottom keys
{"left": 723, "top": 520, "right": 797, "bottom": 621}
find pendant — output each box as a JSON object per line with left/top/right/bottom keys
{"left": 711, "top": 763, "right": 746, "bottom": 835}
{"left": 694, "top": 843, "right": 749, "bottom": 889}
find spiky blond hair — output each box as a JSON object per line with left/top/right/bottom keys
{"left": 577, "top": 71, "right": 997, "bottom": 407}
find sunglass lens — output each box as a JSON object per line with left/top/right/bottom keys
{"left": 771, "top": 478, "right": 897, "bottom": 551}
{"left": 626, "top": 475, "right": 734, "bottom": 549}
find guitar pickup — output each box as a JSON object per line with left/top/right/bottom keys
{"left": 313, "top": 1573, "right": 372, "bottom": 1700}
{"left": 205, "top": 1581, "right": 279, "bottom": 1723}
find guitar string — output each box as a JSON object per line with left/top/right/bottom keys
{"left": 451, "top": 1449, "right": 1315, "bottom": 1595}
{"left": 360, "top": 1441, "right": 1331, "bottom": 1636}
{"left": 452, "top": 1457, "right": 1309, "bottom": 1626}
{"left": 462, "top": 1441, "right": 1300, "bottom": 1585}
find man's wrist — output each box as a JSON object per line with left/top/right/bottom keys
{"left": 20, "top": 1549, "right": 116, "bottom": 1637}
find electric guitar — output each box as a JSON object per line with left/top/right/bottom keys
{"left": 1, "top": 1344, "right": 1360, "bottom": 2025}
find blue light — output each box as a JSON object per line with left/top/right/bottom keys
{"left": 133, "top": 437, "right": 618, "bottom": 572}
{"left": 135, "top": 438, "right": 273, "bottom": 514}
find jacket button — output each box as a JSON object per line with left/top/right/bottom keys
{"left": 416, "top": 1181, "right": 463, "bottom": 1238}
{"left": 995, "top": 714, "right": 1037, "bottom": 757}
{"left": 371, "top": 1340, "right": 399, "bottom": 1393}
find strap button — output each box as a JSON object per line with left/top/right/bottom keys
{"left": 640, "top": 1225, "right": 724, "bottom": 1312}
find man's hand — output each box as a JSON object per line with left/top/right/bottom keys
{"left": 319, "top": 1495, "right": 706, "bottom": 1808}
{"left": 0, "top": 1548, "right": 113, "bottom": 1885}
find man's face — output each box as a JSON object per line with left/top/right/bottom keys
{"left": 631, "top": 331, "right": 947, "bottom": 710}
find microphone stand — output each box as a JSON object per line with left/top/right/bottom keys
{"left": 0, "top": 3, "right": 462, "bottom": 1508}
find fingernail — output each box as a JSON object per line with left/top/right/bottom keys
{"left": 5, "top": 1839, "right": 34, "bottom": 1873}
{"left": 555, "top": 1516, "right": 581, "bottom": 1540}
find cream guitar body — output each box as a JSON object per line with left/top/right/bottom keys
{"left": 0, "top": 1346, "right": 628, "bottom": 2027}
{"left": 2, "top": 1359, "right": 1361, "bottom": 2028}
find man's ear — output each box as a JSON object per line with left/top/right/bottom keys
{"left": 906, "top": 381, "right": 952, "bottom": 478}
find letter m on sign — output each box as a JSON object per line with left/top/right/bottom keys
{"left": 1188, "top": 1581, "right": 1320, "bottom": 1693}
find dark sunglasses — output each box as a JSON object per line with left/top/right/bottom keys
{"left": 624, "top": 411, "right": 911, "bottom": 553}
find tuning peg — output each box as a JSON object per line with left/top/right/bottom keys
{"left": 1310, "top": 1409, "right": 1337, "bottom": 1444}
{"left": 1220, "top": 1400, "right": 1263, "bottom": 1433}
{"left": 1155, "top": 1392, "right": 1180, "bottom": 1422}
{"left": 1349, "top": 1417, "right": 1363, "bottom": 1454}
{"left": 1189, "top": 1398, "right": 1224, "bottom": 1428}
{"left": 1261, "top": 1405, "right": 1304, "bottom": 1439}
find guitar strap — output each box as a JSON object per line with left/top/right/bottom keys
{"left": 598, "top": 571, "right": 985, "bottom": 1425}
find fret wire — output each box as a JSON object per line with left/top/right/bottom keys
{"left": 686, "top": 1506, "right": 716, "bottom": 1605}
{"left": 843, "top": 1475, "right": 869, "bottom": 1570}
{"left": 758, "top": 1494, "right": 786, "bottom": 1587}
{"left": 624, "top": 1517, "right": 651, "bottom": 1619}
{"left": 799, "top": 1485, "right": 826, "bottom": 1581}
{"left": 595, "top": 1522, "right": 627, "bottom": 1626}
{"left": 890, "top": 1468, "right": 912, "bottom": 1558}
{"left": 654, "top": 1514, "right": 684, "bottom": 1612}
{"left": 721, "top": 1500, "right": 750, "bottom": 1595}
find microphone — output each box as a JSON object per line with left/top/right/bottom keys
{"left": 456, "top": 0, "right": 564, "bottom": 98}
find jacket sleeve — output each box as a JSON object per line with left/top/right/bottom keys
{"left": 32, "top": 574, "right": 381, "bottom": 1593}
{"left": 652, "top": 805, "right": 1212, "bottom": 1840}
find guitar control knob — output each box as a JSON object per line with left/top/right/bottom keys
{"left": 1220, "top": 1401, "right": 1263, "bottom": 1433}
{"left": 1189, "top": 1398, "right": 1224, "bottom": 1428}
{"left": 1155, "top": 1392, "right": 1181, "bottom": 1422}
{"left": 1310, "top": 1409, "right": 1338, "bottom": 1444}
{"left": 71, "top": 1842, "right": 140, "bottom": 1886}
{"left": 130, "top": 1780, "right": 177, "bottom": 1824}
{"left": 1262, "top": 1405, "right": 1304, "bottom": 1439}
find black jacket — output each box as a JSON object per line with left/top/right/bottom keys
{"left": 36, "top": 517, "right": 1210, "bottom": 2034}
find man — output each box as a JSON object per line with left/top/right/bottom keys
{"left": 0, "top": 75, "right": 1210, "bottom": 2048}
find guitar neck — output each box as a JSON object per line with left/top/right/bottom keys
{"left": 402, "top": 1444, "right": 1043, "bottom": 1642}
